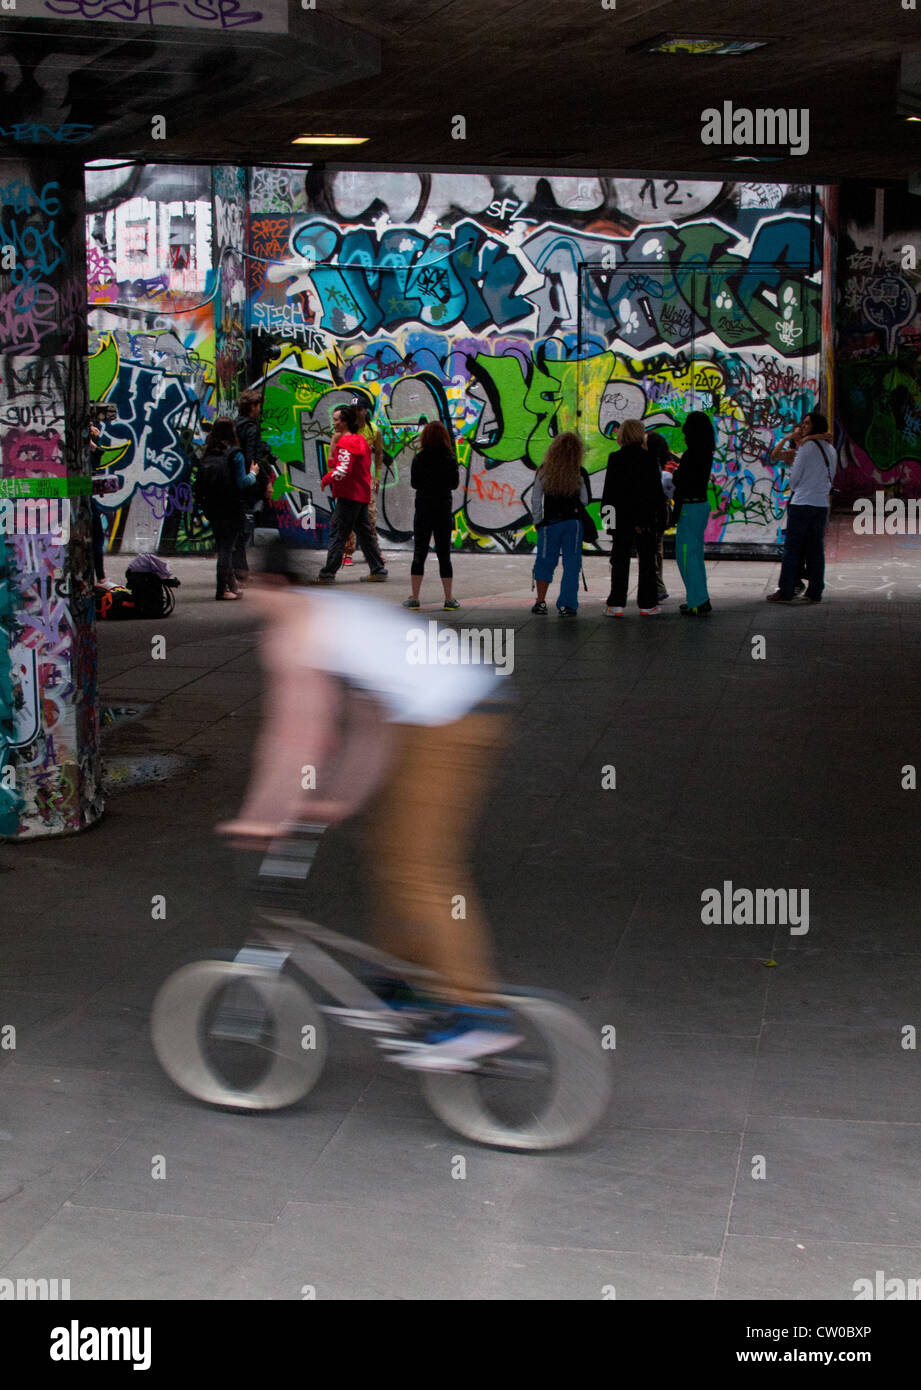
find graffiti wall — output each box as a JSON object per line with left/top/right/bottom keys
{"left": 86, "top": 164, "right": 217, "bottom": 555}
{"left": 85, "top": 168, "right": 827, "bottom": 557}
{"left": 247, "top": 171, "right": 825, "bottom": 550}
{"left": 1, "top": 158, "right": 101, "bottom": 838}
{"left": 835, "top": 182, "right": 921, "bottom": 502}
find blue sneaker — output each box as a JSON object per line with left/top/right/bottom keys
{"left": 381, "top": 1003, "right": 524, "bottom": 1072}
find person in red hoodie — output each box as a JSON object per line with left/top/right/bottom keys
{"left": 318, "top": 404, "right": 388, "bottom": 582}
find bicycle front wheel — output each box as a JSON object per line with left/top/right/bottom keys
{"left": 151, "top": 960, "right": 327, "bottom": 1110}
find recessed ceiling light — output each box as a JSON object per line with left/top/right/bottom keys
{"left": 292, "top": 134, "right": 369, "bottom": 145}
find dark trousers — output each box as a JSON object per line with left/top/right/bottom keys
{"left": 608, "top": 527, "right": 659, "bottom": 609}
{"left": 778, "top": 504, "right": 828, "bottom": 600}
{"left": 213, "top": 518, "right": 241, "bottom": 596}
{"left": 411, "top": 501, "right": 453, "bottom": 578}
{"left": 325, "top": 497, "right": 385, "bottom": 575}
{"left": 91, "top": 499, "right": 105, "bottom": 580}
{"left": 232, "top": 512, "right": 254, "bottom": 574}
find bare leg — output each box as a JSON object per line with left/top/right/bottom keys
{"left": 410, "top": 573, "right": 423, "bottom": 600}
{"left": 441, "top": 576, "right": 453, "bottom": 601}
{"left": 536, "top": 580, "right": 550, "bottom": 601}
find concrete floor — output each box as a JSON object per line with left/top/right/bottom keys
{"left": 1, "top": 516, "right": 920, "bottom": 1301}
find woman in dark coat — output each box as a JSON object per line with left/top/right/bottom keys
{"left": 601, "top": 418, "right": 668, "bottom": 616}
{"left": 196, "top": 418, "right": 258, "bottom": 600}
{"left": 403, "top": 421, "right": 460, "bottom": 610}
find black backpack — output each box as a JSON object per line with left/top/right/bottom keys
{"left": 194, "top": 449, "right": 237, "bottom": 520}
{"left": 125, "top": 570, "right": 179, "bottom": 618}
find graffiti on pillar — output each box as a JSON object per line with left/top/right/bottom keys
{"left": 1, "top": 355, "right": 101, "bottom": 836}
{"left": 86, "top": 329, "right": 215, "bottom": 554}
{"left": 835, "top": 194, "right": 921, "bottom": 500}
{"left": 0, "top": 156, "right": 100, "bottom": 837}
{"left": 214, "top": 165, "right": 247, "bottom": 413}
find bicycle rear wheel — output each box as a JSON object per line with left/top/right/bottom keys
{"left": 418, "top": 989, "right": 610, "bottom": 1151}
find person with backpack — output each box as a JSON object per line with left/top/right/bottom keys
{"left": 403, "top": 421, "right": 460, "bottom": 610}
{"left": 194, "top": 418, "right": 259, "bottom": 601}
{"left": 232, "top": 390, "right": 270, "bottom": 582}
{"left": 767, "top": 411, "right": 838, "bottom": 604}
{"left": 530, "top": 431, "right": 591, "bottom": 618}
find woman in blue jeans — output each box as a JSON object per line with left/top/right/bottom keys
{"left": 673, "top": 411, "right": 716, "bottom": 615}
{"left": 530, "top": 432, "right": 590, "bottom": 617}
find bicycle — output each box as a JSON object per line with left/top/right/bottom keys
{"left": 150, "top": 825, "right": 612, "bottom": 1151}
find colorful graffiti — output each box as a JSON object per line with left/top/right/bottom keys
{"left": 1, "top": 158, "right": 101, "bottom": 838}
{"left": 246, "top": 171, "right": 824, "bottom": 549}
{"left": 214, "top": 165, "right": 246, "bottom": 412}
{"left": 84, "top": 169, "right": 825, "bottom": 557}
{"left": 257, "top": 334, "right": 816, "bottom": 550}
{"left": 835, "top": 186, "right": 921, "bottom": 500}
{"left": 86, "top": 328, "right": 215, "bottom": 554}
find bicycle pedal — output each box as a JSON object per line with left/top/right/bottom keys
{"left": 322, "top": 1006, "right": 405, "bottom": 1035}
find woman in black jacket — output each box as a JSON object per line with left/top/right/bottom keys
{"left": 601, "top": 418, "right": 668, "bottom": 616}
{"left": 404, "top": 421, "right": 460, "bottom": 610}
{"left": 672, "top": 411, "right": 716, "bottom": 615}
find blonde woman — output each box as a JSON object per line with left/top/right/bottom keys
{"left": 530, "top": 431, "right": 591, "bottom": 617}
{"left": 601, "top": 418, "right": 668, "bottom": 615}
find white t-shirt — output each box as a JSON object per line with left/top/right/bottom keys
{"left": 297, "top": 589, "right": 504, "bottom": 725}
{"left": 789, "top": 439, "right": 837, "bottom": 507}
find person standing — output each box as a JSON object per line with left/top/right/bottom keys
{"left": 601, "top": 419, "right": 668, "bottom": 616}
{"left": 343, "top": 400, "right": 385, "bottom": 566}
{"left": 232, "top": 389, "right": 267, "bottom": 583}
{"left": 767, "top": 412, "right": 837, "bottom": 604}
{"left": 672, "top": 411, "right": 716, "bottom": 616}
{"left": 403, "top": 421, "right": 460, "bottom": 610}
{"left": 317, "top": 404, "right": 388, "bottom": 582}
{"left": 646, "top": 431, "right": 672, "bottom": 604}
{"left": 195, "top": 418, "right": 259, "bottom": 601}
{"left": 530, "top": 431, "right": 591, "bottom": 618}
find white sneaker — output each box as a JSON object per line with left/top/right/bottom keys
{"left": 604, "top": 606, "right": 625, "bottom": 617}
{"left": 639, "top": 607, "right": 661, "bottom": 616}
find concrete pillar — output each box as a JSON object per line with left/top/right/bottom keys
{"left": 212, "top": 166, "right": 248, "bottom": 415}
{"left": 0, "top": 157, "right": 102, "bottom": 838}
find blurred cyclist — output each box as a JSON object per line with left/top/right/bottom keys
{"left": 217, "top": 541, "right": 520, "bottom": 1070}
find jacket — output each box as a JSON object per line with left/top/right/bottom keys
{"left": 601, "top": 443, "right": 668, "bottom": 531}
{"left": 411, "top": 445, "right": 459, "bottom": 504}
{"left": 321, "top": 432, "right": 372, "bottom": 503}
{"left": 530, "top": 467, "right": 590, "bottom": 528}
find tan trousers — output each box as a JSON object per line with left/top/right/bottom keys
{"left": 363, "top": 713, "right": 505, "bottom": 1001}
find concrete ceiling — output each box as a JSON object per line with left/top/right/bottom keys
{"left": 1, "top": 0, "right": 919, "bottom": 182}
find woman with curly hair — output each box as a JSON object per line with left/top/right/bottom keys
{"left": 530, "top": 431, "right": 591, "bottom": 617}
